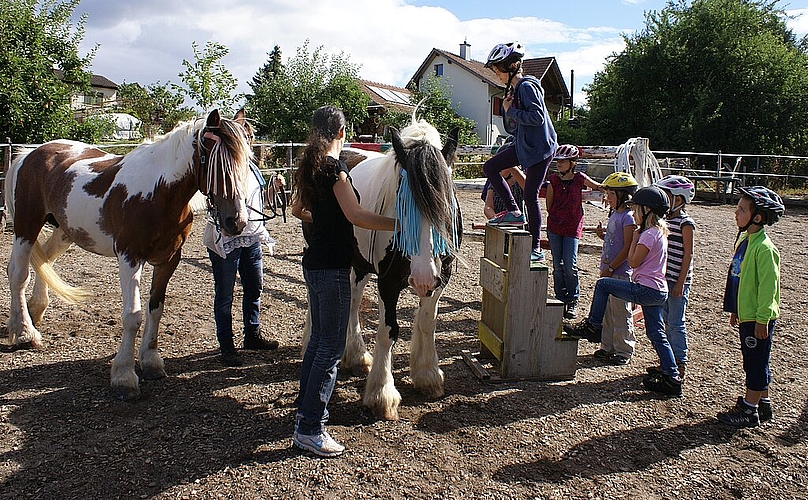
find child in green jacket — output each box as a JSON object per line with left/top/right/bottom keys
{"left": 717, "top": 186, "right": 784, "bottom": 427}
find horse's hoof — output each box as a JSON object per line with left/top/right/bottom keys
{"left": 140, "top": 366, "right": 167, "bottom": 381}
{"left": 415, "top": 386, "right": 445, "bottom": 399}
{"left": 112, "top": 385, "right": 141, "bottom": 401}
{"left": 373, "top": 407, "right": 400, "bottom": 421}
{"left": 10, "top": 340, "right": 40, "bottom": 351}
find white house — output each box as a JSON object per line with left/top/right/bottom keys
{"left": 54, "top": 70, "right": 119, "bottom": 119}
{"left": 410, "top": 41, "right": 571, "bottom": 144}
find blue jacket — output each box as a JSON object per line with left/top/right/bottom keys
{"left": 504, "top": 75, "right": 557, "bottom": 167}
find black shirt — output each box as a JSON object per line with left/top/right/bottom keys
{"left": 302, "top": 157, "right": 359, "bottom": 270}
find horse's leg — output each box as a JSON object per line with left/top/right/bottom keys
{"left": 343, "top": 271, "right": 372, "bottom": 376}
{"left": 138, "top": 254, "right": 180, "bottom": 381}
{"left": 363, "top": 278, "right": 402, "bottom": 421}
{"left": 410, "top": 285, "right": 445, "bottom": 398}
{"left": 110, "top": 258, "right": 144, "bottom": 400}
{"left": 28, "top": 228, "right": 73, "bottom": 325}
{"left": 6, "top": 238, "right": 43, "bottom": 348}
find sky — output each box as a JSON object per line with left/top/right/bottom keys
{"left": 72, "top": 0, "right": 808, "bottom": 109}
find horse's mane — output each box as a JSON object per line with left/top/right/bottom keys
{"left": 122, "top": 119, "right": 202, "bottom": 188}
{"left": 122, "top": 116, "right": 251, "bottom": 198}
{"left": 390, "top": 119, "right": 458, "bottom": 256}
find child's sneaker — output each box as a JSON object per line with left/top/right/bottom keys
{"left": 530, "top": 249, "right": 546, "bottom": 262}
{"left": 717, "top": 397, "right": 760, "bottom": 428}
{"left": 758, "top": 399, "right": 773, "bottom": 423}
{"left": 646, "top": 362, "right": 687, "bottom": 380}
{"left": 563, "top": 319, "right": 602, "bottom": 343}
{"left": 609, "top": 353, "right": 631, "bottom": 366}
{"left": 642, "top": 372, "right": 682, "bottom": 396}
{"left": 293, "top": 430, "right": 345, "bottom": 457}
{"left": 488, "top": 210, "right": 526, "bottom": 226}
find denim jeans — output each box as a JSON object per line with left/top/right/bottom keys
{"left": 547, "top": 231, "right": 580, "bottom": 304}
{"left": 297, "top": 267, "right": 350, "bottom": 436}
{"left": 208, "top": 242, "right": 263, "bottom": 347}
{"left": 662, "top": 280, "right": 690, "bottom": 364}
{"left": 588, "top": 277, "right": 677, "bottom": 377}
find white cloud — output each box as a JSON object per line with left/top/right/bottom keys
{"left": 79, "top": 1, "right": 625, "bottom": 96}
{"left": 786, "top": 9, "right": 808, "bottom": 36}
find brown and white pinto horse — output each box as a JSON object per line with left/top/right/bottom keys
{"left": 4, "top": 109, "right": 253, "bottom": 400}
{"left": 334, "top": 119, "right": 460, "bottom": 421}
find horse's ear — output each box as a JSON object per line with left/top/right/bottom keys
{"left": 206, "top": 109, "right": 221, "bottom": 128}
{"left": 233, "top": 108, "right": 246, "bottom": 125}
{"left": 390, "top": 127, "right": 407, "bottom": 165}
{"left": 442, "top": 127, "right": 460, "bottom": 167}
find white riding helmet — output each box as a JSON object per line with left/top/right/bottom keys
{"left": 485, "top": 42, "right": 525, "bottom": 69}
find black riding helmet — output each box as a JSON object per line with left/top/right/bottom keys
{"left": 739, "top": 185, "right": 784, "bottom": 226}
{"left": 632, "top": 186, "right": 670, "bottom": 216}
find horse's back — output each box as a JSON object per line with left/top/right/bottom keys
{"left": 10, "top": 140, "right": 123, "bottom": 253}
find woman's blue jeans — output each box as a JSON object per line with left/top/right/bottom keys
{"left": 208, "top": 242, "right": 263, "bottom": 347}
{"left": 297, "top": 267, "right": 350, "bottom": 436}
{"left": 588, "top": 277, "right": 677, "bottom": 378}
{"left": 547, "top": 231, "right": 580, "bottom": 304}
{"left": 662, "top": 280, "right": 690, "bottom": 364}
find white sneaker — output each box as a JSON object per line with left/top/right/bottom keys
{"left": 293, "top": 430, "right": 345, "bottom": 457}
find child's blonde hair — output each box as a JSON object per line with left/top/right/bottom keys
{"left": 639, "top": 206, "right": 669, "bottom": 236}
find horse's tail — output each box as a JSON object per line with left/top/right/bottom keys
{"left": 5, "top": 148, "right": 33, "bottom": 222}
{"left": 30, "top": 240, "right": 91, "bottom": 304}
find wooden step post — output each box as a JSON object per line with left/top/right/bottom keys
{"left": 465, "top": 224, "right": 578, "bottom": 380}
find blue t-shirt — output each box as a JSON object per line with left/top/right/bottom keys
{"left": 723, "top": 238, "right": 748, "bottom": 314}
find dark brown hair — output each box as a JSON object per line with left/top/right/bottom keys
{"left": 293, "top": 106, "right": 346, "bottom": 209}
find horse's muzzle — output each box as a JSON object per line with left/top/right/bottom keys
{"left": 408, "top": 276, "right": 442, "bottom": 298}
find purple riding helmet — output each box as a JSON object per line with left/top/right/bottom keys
{"left": 655, "top": 175, "right": 696, "bottom": 204}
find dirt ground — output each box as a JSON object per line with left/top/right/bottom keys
{"left": 0, "top": 188, "right": 806, "bottom": 499}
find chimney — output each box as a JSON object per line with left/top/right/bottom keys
{"left": 460, "top": 39, "right": 471, "bottom": 60}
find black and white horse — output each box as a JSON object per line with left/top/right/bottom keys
{"left": 335, "top": 119, "right": 461, "bottom": 420}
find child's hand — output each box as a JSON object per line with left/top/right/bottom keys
{"left": 595, "top": 222, "right": 604, "bottom": 239}
{"left": 671, "top": 282, "right": 684, "bottom": 297}
{"left": 599, "top": 268, "right": 613, "bottom": 278}
{"left": 729, "top": 313, "right": 738, "bottom": 327}
{"left": 755, "top": 322, "right": 770, "bottom": 339}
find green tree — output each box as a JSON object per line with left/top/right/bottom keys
{"left": 585, "top": 0, "right": 808, "bottom": 156}
{"left": 250, "top": 45, "right": 283, "bottom": 90}
{"left": 554, "top": 106, "right": 591, "bottom": 146}
{"left": 0, "top": 0, "right": 95, "bottom": 143}
{"left": 176, "top": 41, "right": 240, "bottom": 114}
{"left": 245, "top": 40, "right": 369, "bottom": 142}
{"left": 117, "top": 81, "right": 195, "bottom": 138}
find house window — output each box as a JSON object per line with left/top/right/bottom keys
{"left": 83, "top": 91, "right": 104, "bottom": 106}
{"left": 434, "top": 64, "right": 443, "bottom": 77}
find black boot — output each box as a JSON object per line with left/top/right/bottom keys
{"left": 243, "top": 326, "right": 279, "bottom": 351}
{"left": 220, "top": 338, "right": 243, "bottom": 367}
{"left": 563, "top": 319, "right": 602, "bottom": 343}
